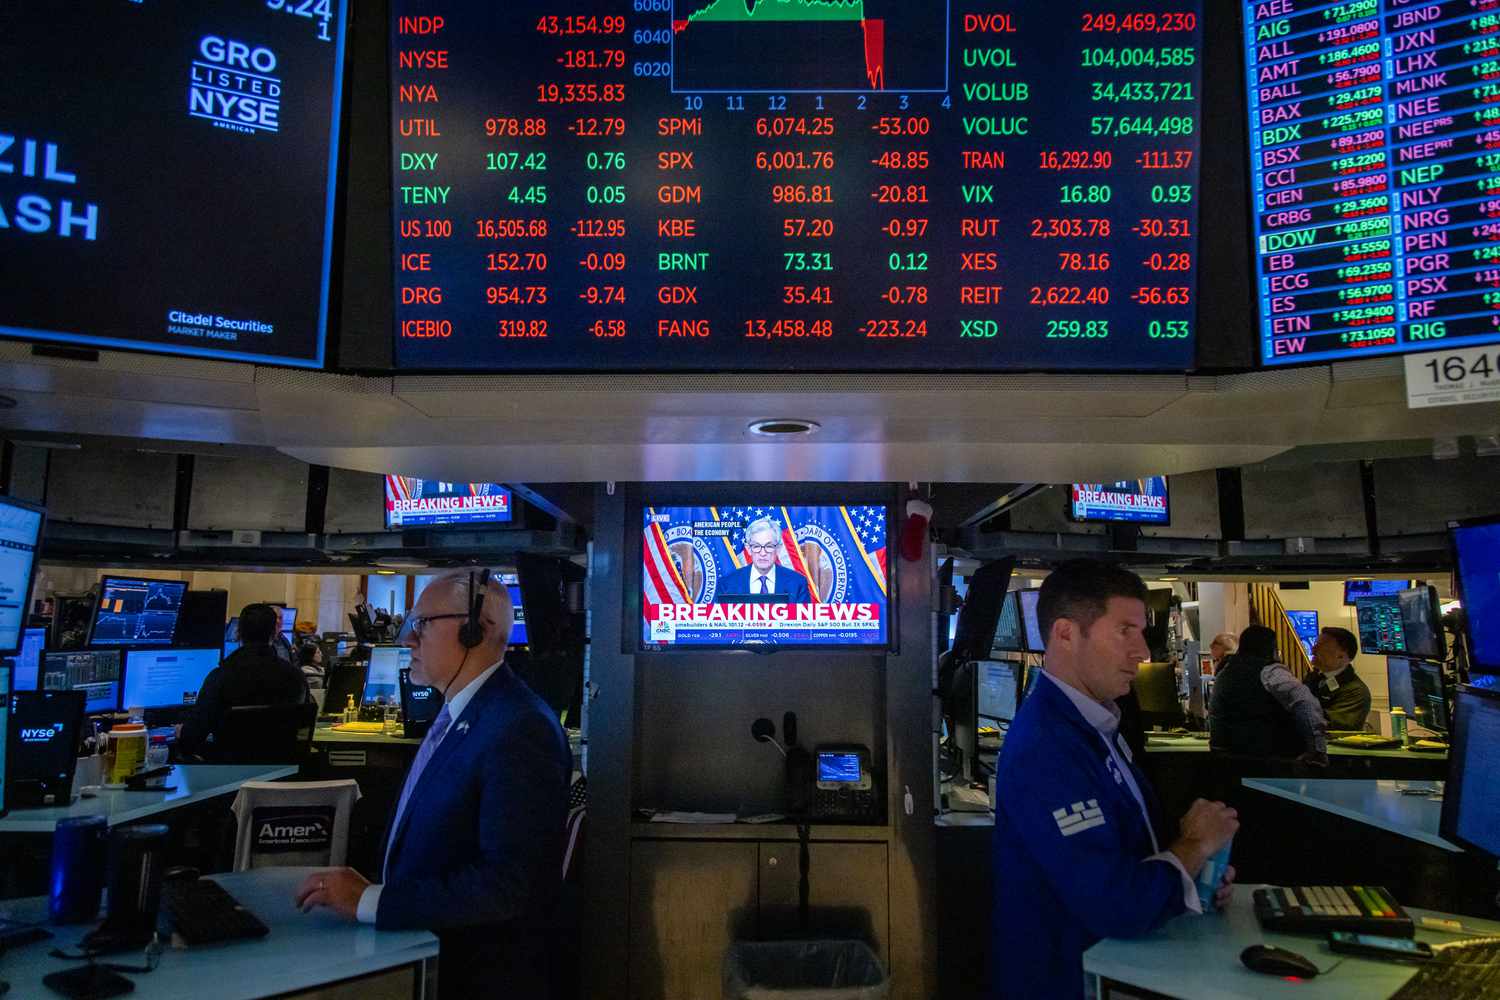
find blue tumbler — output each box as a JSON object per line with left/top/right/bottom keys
{"left": 50, "top": 815, "right": 108, "bottom": 923}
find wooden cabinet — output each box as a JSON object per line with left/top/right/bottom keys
{"left": 629, "top": 838, "right": 889, "bottom": 1000}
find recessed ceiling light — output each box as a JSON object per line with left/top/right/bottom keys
{"left": 748, "top": 418, "right": 820, "bottom": 438}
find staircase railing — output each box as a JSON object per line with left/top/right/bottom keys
{"left": 1248, "top": 584, "right": 1316, "bottom": 679}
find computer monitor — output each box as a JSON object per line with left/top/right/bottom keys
{"left": 42, "top": 649, "right": 122, "bottom": 714}
{"left": 321, "top": 660, "right": 367, "bottom": 717}
{"left": 1133, "top": 662, "right": 1183, "bottom": 728}
{"left": 1450, "top": 515, "right": 1500, "bottom": 674}
{"left": 175, "top": 590, "right": 229, "bottom": 650}
{"left": 1387, "top": 656, "right": 1417, "bottom": 720}
{"left": 494, "top": 573, "right": 529, "bottom": 646}
{"left": 0, "top": 497, "right": 44, "bottom": 657}
{"left": 1285, "top": 610, "right": 1319, "bottom": 658}
{"left": 951, "top": 559, "right": 1015, "bottom": 662}
{"left": 51, "top": 593, "right": 95, "bottom": 650}
{"left": 7, "top": 626, "right": 46, "bottom": 691}
{"left": 1398, "top": 586, "right": 1446, "bottom": 661}
{"left": 1344, "top": 579, "right": 1411, "bottom": 605}
{"left": 364, "top": 645, "right": 409, "bottom": 706}
{"left": 992, "top": 592, "right": 1024, "bottom": 653}
{"left": 0, "top": 663, "right": 9, "bottom": 816}
{"left": 121, "top": 648, "right": 221, "bottom": 711}
{"left": 1409, "top": 659, "right": 1449, "bottom": 735}
{"left": 1355, "top": 595, "right": 1407, "bottom": 656}
{"left": 7, "top": 689, "right": 85, "bottom": 807}
{"left": 1018, "top": 589, "right": 1045, "bottom": 654}
{"left": 223, "top": 617, "right": 241, "bottom": 658}
{"left": 399, "top": 666, "right": 443, "bottom": 733}
{"left": 1440, "top": 687, "right": 1500, "bottom": 859}
{"left": 977, "top": 660, "right": 1023, "bottom": 725}
{"left": 87, "top": 576, "right": 187, "bottom": 646}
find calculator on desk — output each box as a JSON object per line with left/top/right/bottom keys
{"left": 812, "top": 744, "right": 878, "bottom": 822}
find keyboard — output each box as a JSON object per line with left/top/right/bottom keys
{"left": 1253, "top": 885, "right": 1414, "bottom": 937}
{"left": 1392, "top": 938, "right": 1500, "bottom": 999}
{"left": 1330, "top": 734, "right": 1401, "bottom": 749}
{"left": 159, "top": 879, "right": 269, "bottom": 946}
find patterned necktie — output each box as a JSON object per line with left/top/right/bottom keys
{"left": 758, "top": 575, "right": 769, "bottom": 594}
{"left": 385, "top": 704, "right": 452, "bottom": 879}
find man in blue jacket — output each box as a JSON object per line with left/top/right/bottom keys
{"left": 990, "top": 560, "right": 1239, "bottom": 999}
{"left": 296, "top": 570, "right": 571, "bottom": 998}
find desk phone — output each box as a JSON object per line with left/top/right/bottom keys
{"left": 812, "top": 744, "right": 877, "bottom": 822}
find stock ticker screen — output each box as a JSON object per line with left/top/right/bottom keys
{"left": 1247, "top": 0, "right": 1500, "bottom": 366}
{"left": 391, "top": 2, "right": 1204, "bottom": 371}
{"left": 0, "top": 1, "right": 347, "bottom": 367}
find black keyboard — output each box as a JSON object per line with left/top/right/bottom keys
{"left": 159, "top": 879, "right": 269, "bottom": 946}
{"left": 1253, "top": 885, "right": 1414, "bottom": 937}
{"left": 1392, "top": 938, "right": 1500, "bottom": 1000}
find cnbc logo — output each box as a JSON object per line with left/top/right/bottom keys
{"left": 188, "top": 36, "right": 281, "bottom": 134}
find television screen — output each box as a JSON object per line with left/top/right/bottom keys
{"left": 0, "top": 498, "right": 44, "bottom": 657}
{"left": 1452, "top": 517, "right": 1500, "bottom": 673}
{"left": 1285, "top": 610, "right": 1319, "bottom": 658}
{"left": 88, "top": 577, "right": 187, "bottom": 646}
{"left": 1245, "top": 3, "right": 1500, "bottom": 366}
{"left": 1344, "top": 579, "right": 1410, "bottom": 605}
{"left": 364, "top": 645, "right": 409, "bottom": 705}
{"left": 0, "top": 3, "right": 348, "bottom": 367}
{"left": 385, "top": 477, "right": 512, "bottom": 528}
{"left": 122, "top": 648, "right": 221, "bottom": 711}
{"left": 1398, "top": 586, "right": 1445, "bottom": 662}
{"left": 642, "top": 504, "right": 889, "bottom": 648}
{"left": 1070, "top": 479, "right": 1169, "bottom": 525}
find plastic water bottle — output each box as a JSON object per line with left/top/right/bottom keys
{"left": 1196, "top": 837, "right": 1234, "bottom": 913}
{"left": 1391, "top": 707, "right": 1409, "bottom": 747}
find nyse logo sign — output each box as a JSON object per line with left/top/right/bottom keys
{"left": 19, "top": 724, "right": 62, "bottom": 742}
{"left": 188, "top": 36, "right": 281, "bottom": 134}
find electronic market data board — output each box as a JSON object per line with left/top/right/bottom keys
{"left": 0, "top": 1, "right": 347, "bottom": 368}
{"left": 1247, "top": 0, "right": 1500, "bottom": 366}
{"left": 391, "top": 1, "right": 1205, "bottom": 371}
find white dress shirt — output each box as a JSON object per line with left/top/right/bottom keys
{"left": 751, "top": 565, "right": 777, "bottom": 594}
{"left": 356, "top": 660, "right": 504, "bottom": 923}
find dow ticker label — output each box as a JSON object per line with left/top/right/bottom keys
{"left": 391, "top": 1, "right": 1204, "bottom": 371}
{"left": 1247, "top": 0, "right": 1500, "bottom": 366}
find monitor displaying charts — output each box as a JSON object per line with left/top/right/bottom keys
{"left": 88, "top": 577, "right": 188, "bottom": 646}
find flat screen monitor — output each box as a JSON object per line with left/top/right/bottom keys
{"left": 1440, "top": 688, "right": 1500, "bottom": 859}
{"left": 1409, "top": 659, "right": 1449, "bottom": 735}
{"left": 224, "top": 617, "right": 241, "bottom": 658}
{"left": 1398, "top": 586, "right": 1446, "bottom": 661}
{"left": 1069, "top": 479, "right": 1170, "bottom": 525}
{"left": 322, "top": 661, "right": 366, "bottom": 717}
{"left": 364, "top": 645, "right": 409, "bottom": 705}
{"left": 279, "top": 607, "right": 298, "bottom": 632}
{"left": 385, "top": 478, "right": 512, "bottom": 529}
{"left": 398, "top": 666, "right": 442, "bottom": 728}
{"left": 1387, "top": 656, "right": 1417, "bottom": 722}
{"left": 0, "top": 663, "right": 9, "bottom": 815}
{"left": 1450, "top": 516, "right": 1500, "bottom": 674}
{"left": 8, "top": 627, "right": 46, "bottom": 692}
{"left": 390, "top": 3, "right": 1203, "bottom": 374}
{"left": 977, "top": 660, "right": 1023, "bottom": 725}
{"left": 175, "top": 590, "right": 229, "bottom": 650}
{"left": 1133, "top": 661, "right": 1182, "bottom": 727}
{"left": 7, "top": 689, "right": 85, "bottom": 802}
{"left": 1356, "top": 595, "right": 1407, "bottom": 657}
{"left": 992, "top": 592, "right": 1024, "bottom": 654}
{"left": 496, "top": 572, "right": 528, "bottom": 646}
{"left": 640, "top": 504, "right": 891, "bottom": 649}
{"left": 1285, "top": 610, "right": 1319, "bottom": 658}
{"left": 1018, "top": 589, "right": 1045, "bottom": 654}
{"left": 951, "top": 559, "right": 1015, "bottom": 662}
{"left": 1344, "top": 580, "right": 1410, "bottom": 606}
{"left": 42, "top": 649, "right": 121, "bottom": 714}
{"left": 122, "top": 648, "right": 221, "bottom": 711}
{"left": 1244, "top": 5, "right": 1500, "bottom": 366}
{"left": 0, "top": 498, "right": 44, "bottom": 656}
{"left": 0, "top": 4, "right": 348, "bottom": 367}
{"left": 88, "top": 577, "right": 187, "bottom": 646}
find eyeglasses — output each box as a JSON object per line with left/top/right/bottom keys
{"left": 398, "top": 612, "right": 469, "bottom": 643}
{"left": 746, "top": 543, "right": 778, "bottom": 554}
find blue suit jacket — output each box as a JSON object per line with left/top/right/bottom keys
{"left": 718, "top": 564, "right": 813, "bottom": 602}
{"left": 379, "top": 665, "right": 571, "bottom": 995}
{"left": 989, "top": 673, "right": 1185, "bottom": 1000}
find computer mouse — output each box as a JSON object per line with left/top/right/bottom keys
{"left": 1240, "top": 944, "right": 1319, "bottom": 979}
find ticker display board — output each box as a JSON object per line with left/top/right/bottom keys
{"left": 0, "top": 1, "right": 347, "bottom": 367}
{"left": 392, "top": 1, "right": 1204, "bottom": 370}
{"left": 1246, "top": 0, "right": 1500, "bottom": 366}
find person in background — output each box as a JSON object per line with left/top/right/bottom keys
{"left": 298, "top": 642, "right": 325, "bottom": 691}
{"left": 1209, "top": 625, "right": 1327, "bottom": 765}
{"left": 178, "top": 603, "right": 309, "bottom": 759}
{"left": 989, "top": 560, "right": 1238, "bottom": 1000}
{"left": 1208, "top": 632, "right": 1237, "bottom": 672}
{"left": 1305, "top": 627, "right": 1371, "bottom": 731}
{"left": 294, "top": 570, "right": 571, "bottom": 999}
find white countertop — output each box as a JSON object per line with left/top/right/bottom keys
{"left": 1242, "top": 778, "right": 1458, "bottom": 853}
{"left": 0, "top": 765, "right": 297, "bottom": 834}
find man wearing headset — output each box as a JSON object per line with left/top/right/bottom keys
{"left": 296, "top": 569, "right": 571, "bottom": 998}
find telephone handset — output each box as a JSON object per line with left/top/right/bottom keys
{"left": 810, "top": 744, "right": 878, "bottom": 822}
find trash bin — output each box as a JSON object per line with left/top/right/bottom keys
{"left": 723, "top": 940, "right": 889, "bottom": 1000}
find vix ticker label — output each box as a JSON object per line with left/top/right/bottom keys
{"left": 188, "top": 36, "right": 282, "bottom": 134}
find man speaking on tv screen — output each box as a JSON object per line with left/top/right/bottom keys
{"left": 716, "top": 518, "right": 813, "bottom": 602}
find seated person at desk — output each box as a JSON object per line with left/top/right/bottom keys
{"left": 990, "top": 559, "right": 1238, "bottom": 1000}
{"left": 717, "top": 517, "right": 813, "bottom": 601}
{"left": 1305, "top": 626, "right": 1372, "bottom": 731}
{"left": 294, "top": 569, "right": 571, "bottom": 999}
{"left": 297, "top": 642, "right": 325, "bottom": 691}
{"left": 178, "top": 603, "right": 310, "bottom": 759}
{"left": 1208, "top": 625, "right": 1327, "bottom": 764}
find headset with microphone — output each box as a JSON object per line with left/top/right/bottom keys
{"left": 443, "top": 567, "right": 490, "bottom": 698}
